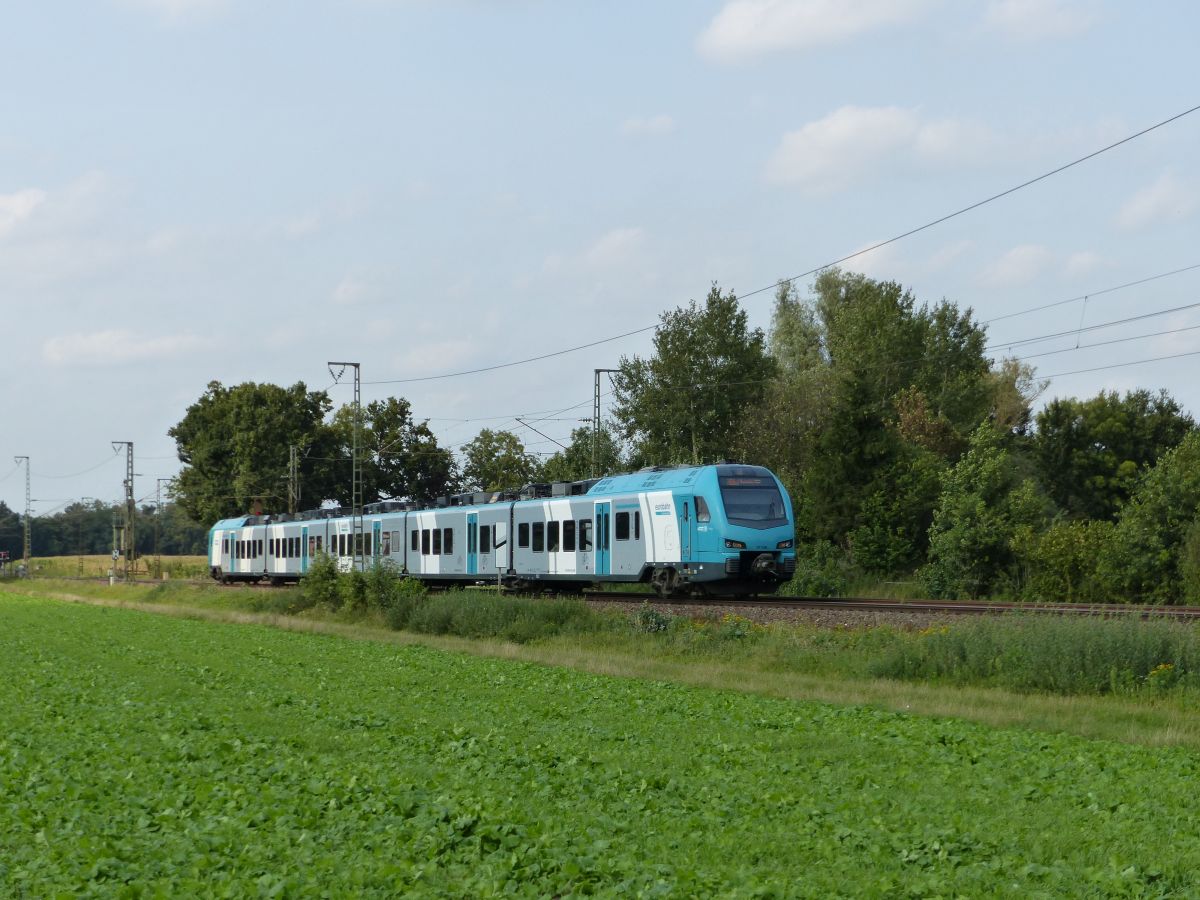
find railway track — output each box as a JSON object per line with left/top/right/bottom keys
{"left": 581, "top": 591, "right": 1200, "bottom": 620}
{"left": 23, "top": 576, "right": 1200, "bottom": 620}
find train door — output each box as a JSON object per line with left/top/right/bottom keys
{"left": 595, "top": 502, "right": 611, "bottom": 576}
{"left": 220, "top": 531, "right": 232, "bottom": 572}
{"left": 466, "top": 513, "right": 478, "bottom": 575}
{"left": 679, "top": 500, "right": 692, "bottom": 562}
{"left": 301, "top": 526, "right": 309, "bottom": 575}
{"left": 372, "top": 521, "right": 382, "bottom": 568}
{"left": 230, "top": 531, "right": 238, "bottom": 574}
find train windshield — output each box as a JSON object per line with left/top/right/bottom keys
{"left": 719, "top": 475, "right": 787, "bottom": 529}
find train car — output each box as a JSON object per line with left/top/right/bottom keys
{"left": 208, "top": 463, "right": 797, "bottom": 596}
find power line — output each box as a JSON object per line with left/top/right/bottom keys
{"left": 1041, "top": 349, "right": 1200, "bottom": 380}
{"left": 360, "top": 102, "right": 1200, "bottom": 387}
{"left": 986, "top": 300, "right": 1200, "bottom": 352}
{"left": 1016, "top": 322, "right": 1200, "bottom": 362}
{"left": 983, "top": 262, "right": 1200, "bottom": 324}
{"left": 36, "top": 451, "right": 121, "bottom": 480}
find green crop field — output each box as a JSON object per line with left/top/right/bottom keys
{"left": 3, "top": 591, "right": 1200, "bottom": 897}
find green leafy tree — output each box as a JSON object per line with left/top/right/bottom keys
{"left": 540, "top": 425, "right": 623, "bottom": 483}
{"left": 1032, "top": 389, "right": 1194, "bottom": 521}
{"left": 922, "top": 425, "right": 1050, "bottom": 599}
{"left": 329, "top": 397, "right": 458, "bottom": 504}
{"left": 1096, "top": 431, "right": 1200, "bottom": 603}
{"left": 613, "top": 284, "right": 775, "bottom": 467}
{"left": 169, "top": 381, "right": 337, "bottom": 524}
{"left": 1015, "top": 518, "right": 1113, "bottom": 603}
{"left": 460, "top": 429, "right": 542, "bottom": 492}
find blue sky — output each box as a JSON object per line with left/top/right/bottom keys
{"left": 2, "top": 0, "right": 1198, "bottom": 516}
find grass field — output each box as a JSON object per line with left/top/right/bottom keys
{"left": 4, "top": 589, "right": 1200, "bottom": 896}
{"left": 19, "top": 554, "right": 208, "bottom": 579}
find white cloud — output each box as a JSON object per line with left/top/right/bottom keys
{"left": 981, "top": 244, "right": 1055, "bottom": 287}
{"left": 984, "top": 0, "right": 1095, "bottom": 40}
{"left": 42, "top": 329, "right": 208, "bottom": 366}
{"left": 583, "top": 227, "right": 646, "bottom": 267}
{"left": 1063, "top": 250, "right": 1105, "bottom": 278}
{"left": 543, "top": 227, "right": 648, "bottom": 275}
{"left": 698, "top": 0, "right": 936, "bottom": 62}
{"left": 0, "top": 188, "right": 47, "bottom": 239}
{"left": 332, "top": 275, "right": 369, "bottom": 306}
{"left": 283, "top": 213, "right": 321, "bottom": 237}
{"left": 1115, "top": 172, "right": 1200, "bottom": 231}
{"left": 395, "top": 338, "right": 478, "bottom": 374}
{"left": 765, "top": 106, "right": 992, "bottom": 191}
{"left": 620, "top": 115, "right": 676, "bottom": 137}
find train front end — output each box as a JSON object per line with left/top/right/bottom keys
{"left": 687, "top": 464, "right": 797, "bottom": 594}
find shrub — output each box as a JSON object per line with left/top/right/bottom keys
{"left": 406, "top": 591, "right": 598, "bottom": 643}
{"left": 298, "top": 552, "right": 339, "bottom": 610}
{"left": 869, "top": 614, "right": 1200, "bottom": 696}
{"left": 633, "top": 603, "right": 671, "bottom": 633}
{"left": 337, "top": 568, "right": 369, "bottom": 613}
{"left": 1015, "top": 519, "right": 1113, "bottom": 603}
{"left": 782, "top": 541, "right": 848, "bottom": 598}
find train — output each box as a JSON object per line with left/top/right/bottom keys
{"left": 207, "top": 463, "right": 797, "bottom": 597}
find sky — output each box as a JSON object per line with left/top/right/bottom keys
{"left": 2, "top": 0, "right": 1198, "bottom": 519}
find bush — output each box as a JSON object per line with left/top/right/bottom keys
{"left": 298, "top": 552, "right": 339, "bottom": 610}
{"left": 869, "top": 614, "right": 1200, "bottom": 696}
{"left": 406, "top": 591, "right": 599, "bottom": 644}
{"left": 1016, "top": 519, "right": 1113, "bottom": 603}
{"left": 633, "top": 603, "right": 672, "bottom": 633}
{"left": 782, "top": 541, "right": 848, "bottom": 598}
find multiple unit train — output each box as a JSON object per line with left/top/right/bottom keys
{"left": 208, "top": 463, "right": 797, "bottom": 597}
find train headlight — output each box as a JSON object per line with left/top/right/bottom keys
{"left": 776, "top": 539, "right": 794, "bottom": 549}
{"left": 724, "top": 539, "right": 746, "bottom": 549}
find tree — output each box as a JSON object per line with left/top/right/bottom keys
{"left": 540, "top": 425, "right": 623, "bottom": 484}
{"left": 921, "top": 424, "right": 1050, "bottom": 599}
{"left": 612, "top": 284, "right": 775, "bottom": 467}
{"left": 460, "top": 429, "right": 542, "bottom": 492}
{"left": 1032, "top": 389, "right": 1195, "bottom": 521}
{"left": 329, "top": 397, "right": 458, "bottom": 505}
{"left": 1096, "top": 431, "right": 1200, "bottom": 603}
{"left": 169, "top": 381, "right": 337, "bottom": 524}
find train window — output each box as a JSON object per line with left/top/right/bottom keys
{"left": 421, "top": 529, "right": 430, "bottom": 555}
{"left": 579, "top": 519, "right": 592, "bottom": 552}
{"left": 316, "top": 536, "right": 323, "bottom": 552}
{"left": 222, "top": 538, "right": 228, "bottom": 555}
{"left": 382, "top": 531, "right": 391, "bottom": 555}
{"left": 695, "top": 496, "right": 711, "bottom": 523}
{"left": 293, "top": 537, "right": 299, "bottom": 558}
{"left": 532, "top": 522, "right": 544, "bottom": 552}
{"left": 432, "top": 528, "right": 442, "bottom": 555}
{"left": 365, "top": 533, "right": 372, "bottom": 557}
{"left": 615, "top": 512, "right": 630, "bottom": 541}
{"left": 443, "top": 528, "right": 453, "bottom": 554}
{"left": 563, "top": 520, "right": 576, "bottom": 552}
{"left": 391, "top": 530, "right": 400, "bottom": 553}
{"left": 548, "top": 521, "right": 560, "bottom": 552}
{"left": 411, "top": 530, "right": 419, "bottom": 552}
{"left": 518, "top": 523, "right": 530, "bottom": 548}
{"left": 635, "top": 511, "right": 641, "bottom": 540}
{"left": 480, "top": 525, "right": 492, "bottom": 554}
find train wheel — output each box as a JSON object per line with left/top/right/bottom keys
{"left": 651, "top": 567, "right": 678, "bottom": 598}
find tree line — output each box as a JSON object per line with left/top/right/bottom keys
{"left": 144, "top": 269, "right": 1200, "bottom": 602}
{"left": 0, "top": 500, "right": 209, "bottom": 560}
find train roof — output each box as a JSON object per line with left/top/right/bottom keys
{"left": 587, "top": 463, "right": 776, "bottom": 497}
{"left": 211, "top": 464, "right": 779, "bottom": 526}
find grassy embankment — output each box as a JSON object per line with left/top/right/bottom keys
{"left": 19, "top": 554, "right": 208, "bottom": 579}
{"left": 8, "top": 575, "right": 1200, "bottom": 750}
{"left": 4, "top": 590, "right": 1200, "bottom": 896}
